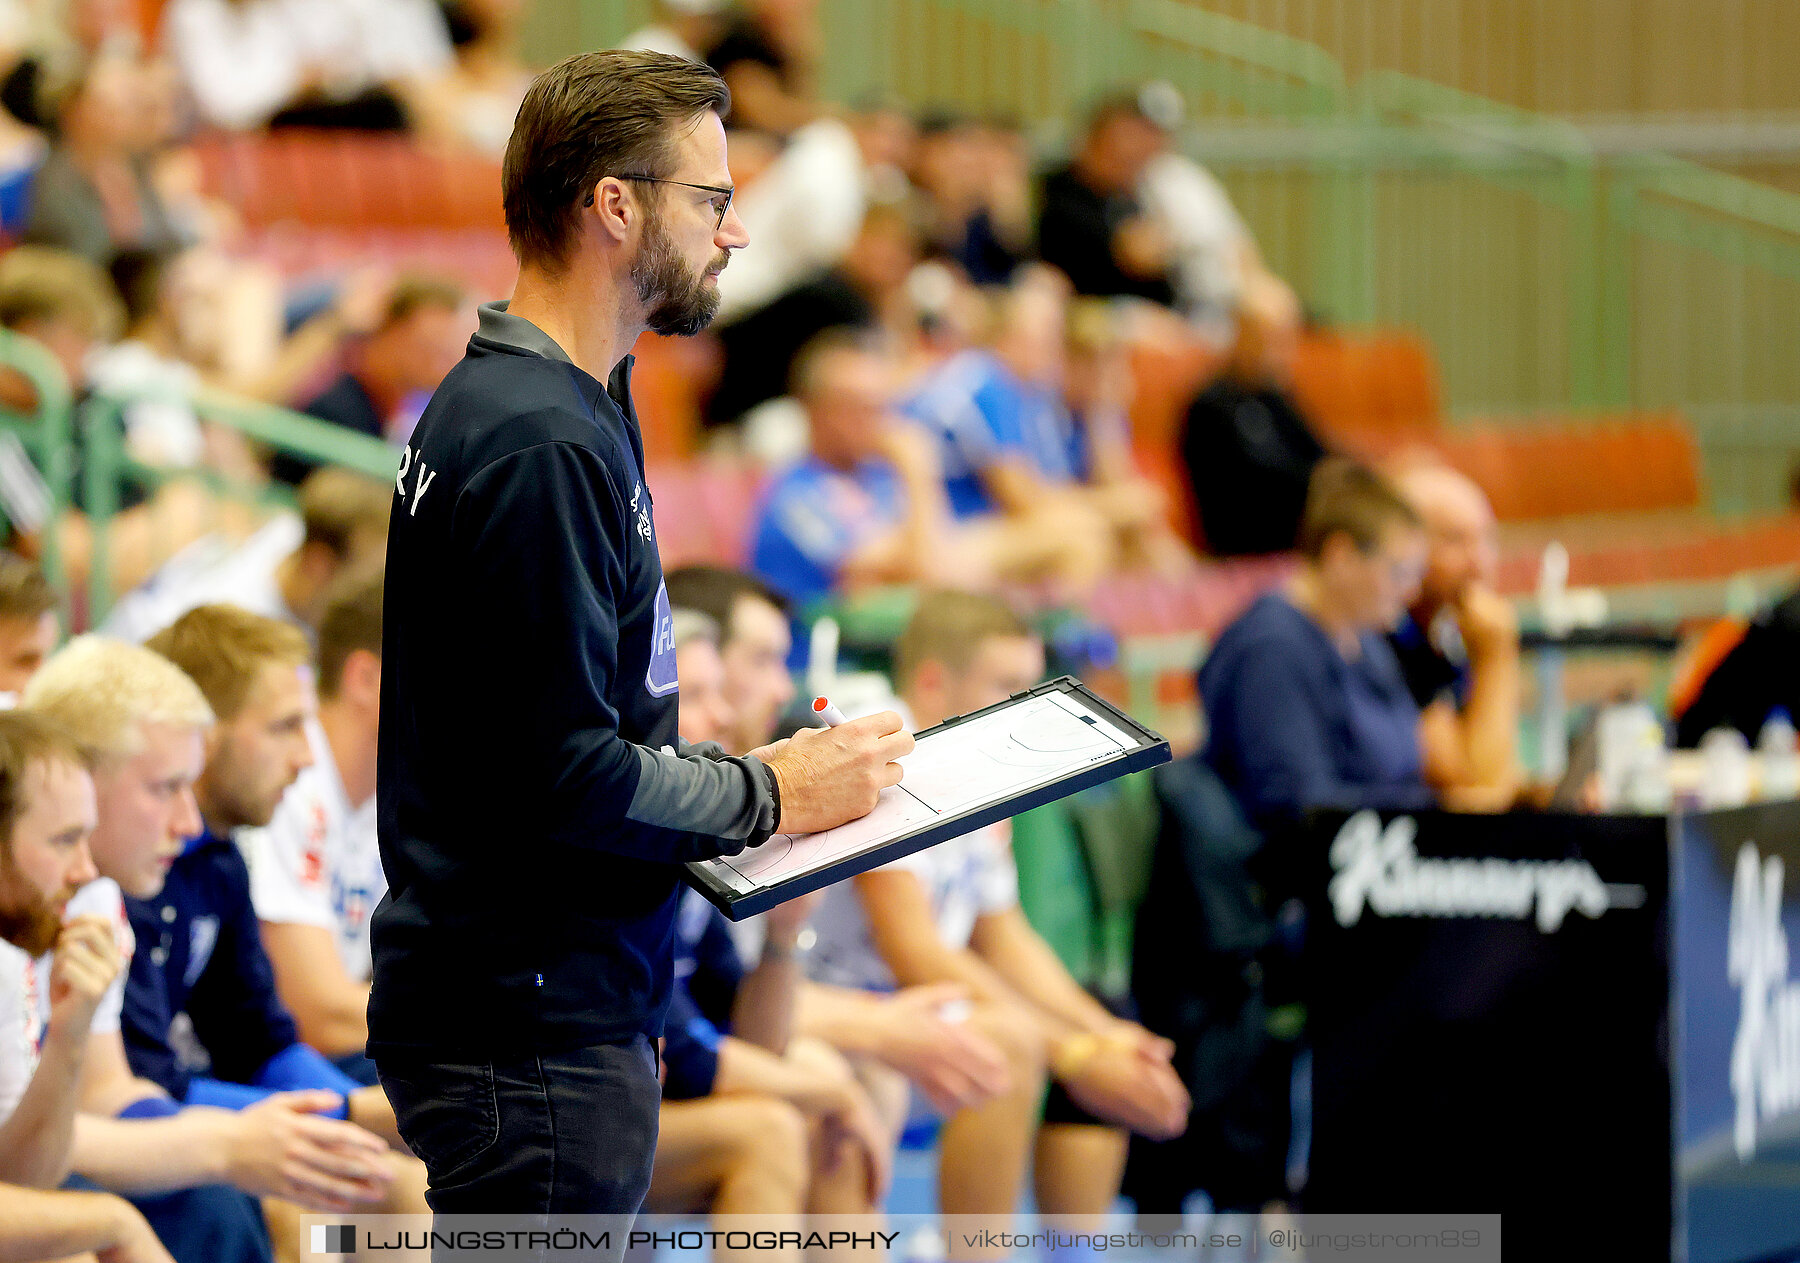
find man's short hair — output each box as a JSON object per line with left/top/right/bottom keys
{"left": 893, "top": 591, "right": 1033, "bottom": 691}
{"left": 503, "top": 49, "right": 731, "bottom": 272}
{"left": 669, "top": 607, "right": 719, "bottom": 653}
{"left": 0, "top": 246, "right": 125, "bottom": 343}
{"left": 107, "top": 248, "right": 178, "bottom": 331}
{"left": 298, "top": 468, "right": 391, "bottom": 560}
{"left": 146, "top": 606, "right": 310, "bottom": 724}
{"left": 788, "top": 327, "right": 880, "bottom": 402}
{"left": 1296, "top": 457, "right": 1421, "bottom": 559}
{"left": 0, "top": 552, "right": 55, "bottom": 623}
{"left": 0, "top": 711, "right": 86, "bottom": 858}
{"left": 22, "top": 635, "right": 214, "bottom": 763}
{"left": 316, "top": 571, "right": 383, "bottom": 700}
{"left": 381, "top": 273, "right": 466, "bottom": 330}
{"left": 665, "top": 566, "right": 788, "bottom": 643}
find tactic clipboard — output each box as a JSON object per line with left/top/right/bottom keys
{"left": 683, "top": 676, "right": 1170, "bottom": 919}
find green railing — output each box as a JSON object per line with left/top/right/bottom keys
{"left": 0, "top": 329, "right": 400, "bottom": 626}
{"left": 0, "top": 330, "right": 74, "bottom": 598}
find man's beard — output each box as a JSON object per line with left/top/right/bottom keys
{"left": 0, "top": 880, "right": 61, "bottom": 957}
{"left": 631, "top": 212, "right": 725, "bottom": 338}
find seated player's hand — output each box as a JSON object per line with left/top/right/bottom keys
{"left": 46, "top": 915, "right": 122, "bottom": 1045}
{"left": 1055, "top": 1035, "right": 1190, "bottom": 1140}
{"left": 875, "top": 984, "right": 1012, "bottom": 1112}
{"left": 96, "top": 1192, "right": 177, "bottom": 1263}
{"left": 763, "top": 712, "right": 913, "bottom": 835}
{"left": 222, "top": 1090, "right": 393, "bottom": 1213}
{"left": 818, "top": 1076, "right": 894, "bottom": 1206}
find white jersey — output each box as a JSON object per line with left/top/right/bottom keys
{"left": 805, "top": 820, "right": 1019, "bottom": 992}
{"left": 0, "top": 879, "right": 133, "bottom": 1124}
{"left": 239, "top": 719, "right": 383, "bottom": 983}
{"left": 99, "top": 513, "right": 304, "bottom": 645}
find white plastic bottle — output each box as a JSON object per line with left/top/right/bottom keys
{"left": 1758, "top": 708, "right": 1800, "bottom": 801}
{"left": 1598, "top": 701, "right": 1672, "bottom": 812}
{"left": 1700, "top": 726, "right": 1754, "bottom": 809}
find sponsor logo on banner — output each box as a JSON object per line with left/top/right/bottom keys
{"left": 1327, "top": 811, "right": 1647, "bottom": 933}
{"left": 1729, "top": 842, "right": 1800, "bottom": 1159}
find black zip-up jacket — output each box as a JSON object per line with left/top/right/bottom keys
{"left": 369, "top": 303, "right": 777, "bottom": 1058}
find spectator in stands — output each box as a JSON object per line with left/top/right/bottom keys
{"left": 166, "top": 0, "right": 454, "bottom": 131}
{"left": 749, "top": 330, "right": 985, "bottom": 610}
{"left": 806, "top": 591, "right": 1188, "bottom": 1222}
{"left": 1180, "top": 273, "right": 1325, "bottom": 556}
{"left": 25, "top": 52, "right": 192, "bottom": 263}
{"left": 0, "top": 243, "right": 124, "bottom": 395}
{"left": 300, "top": 272, "right": 465, "bottom": 442}
{"left": 420, "top": 0, "right": 536, "bottom": 155}
{"left": 713, "top": 99, "right": 916, "bottom": 327}
{"left": 23, "top": 636, "right": 395, "bottom": 1262}
{"left": 1131, "top": 80, "right": 1289, "bottom": 344}
{"left": 911, "top": 110, "right": 1032, "bottom": 286}
{"left": 1200, "top": 458, "right": 1432, "bottom": 829}
{"left": 96, "top": 247, "right": 374, "bottom": 496}
{"left": 275, "top": 274, "right": 467, "bottom": 484}
{"left": 103, "top": 249, "right": 400, "bottom": 427}
{"left": 240, "top": 573, "right": 384, "bottom": 1084}
{"left": 620, "top": 0, "right": 728, "bottom": 64}
{"left": 0, "top": 551, "right": 56, "bottom": 698}
{"left": 0, "top": 245, "right": 267, "bottom": 598}
{"left": 1035, "top": 90, "right": 1174, "bottom": 304}
{"left": 1390, "top": 462, "right": 1522, "bottom": 806}
{"left": 703, "top": 0, "right": 819, "bottom": 136}
{"left": 709, "top": 204, "right": 918, "bottom": 436}
{"left": 130, "top": 608, "right": 424, "bottom": 1183}
{"left": 903, "top": 270, "right": 1167, "bottom": 597}
{"left": 102, "top": 466, "right": 391, "bottom": 642}
{"left": 666, "top": 565, "right": 798, "bottom": 754}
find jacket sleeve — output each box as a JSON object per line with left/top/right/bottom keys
{"left": 456, "top": 441, "right": 777, "bottom": 861}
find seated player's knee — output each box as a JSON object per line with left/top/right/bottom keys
{"left": 716, "top": 1096, "right": 811, "bottom": 1193}
{"left": 967, "top": 1003, "right": 1049, "bottom": 1081}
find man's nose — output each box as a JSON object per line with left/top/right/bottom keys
{"left": 67, "top": 841, "right": 99, "bottom": 890}
{"left": 716, "top": 202, "right": 749, "bottom": 252}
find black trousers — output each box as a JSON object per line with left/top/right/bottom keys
{"left": 378, "top": 1035, "right": 661, "bottom": 1219}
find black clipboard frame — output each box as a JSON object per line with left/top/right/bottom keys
{"left": 683, "top": 676, "right": 1171, "bottom": 920}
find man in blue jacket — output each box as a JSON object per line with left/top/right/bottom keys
{"left": 374, "top": 48, "right": 912, "bottom": 1218}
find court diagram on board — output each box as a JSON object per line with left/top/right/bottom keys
{"left": 704, "top": 691, "right": 1137, "bottom": 893}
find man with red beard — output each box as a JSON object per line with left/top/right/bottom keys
{"left": 0, "top": 710, "right": 174, "bottom": 1262}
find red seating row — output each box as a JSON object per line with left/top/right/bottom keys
{"left": 195, "top": 131, "right": 504, "bottom": 232}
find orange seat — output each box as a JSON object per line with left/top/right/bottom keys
{"left": 1430, "top": 414, "right": 1701, "bottom": 522}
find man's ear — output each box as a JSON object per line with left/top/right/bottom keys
{"left": 201, "top": 718, "right": 227, "bottom": 767}
{"left": 586, "top": 179, "right": 636, "bottom": 245}
{"left": 346, "top": 649, "right": 382, "bottom": 708}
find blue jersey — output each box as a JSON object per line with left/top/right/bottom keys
{"left": 750, "top": 456, "right": 905, "bottom": 609}
{"left": 661, "top": 890, "right": 747, "bottom": 1100}
{"left": 901, "top": 351, "right": 1080, "bottom": 518}
{"left": 122, "top": 826, "right": 299, "bottom": 1100}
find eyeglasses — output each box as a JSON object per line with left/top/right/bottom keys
{"left": 584, "top": 175, "right": 735, "bottom": 231}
